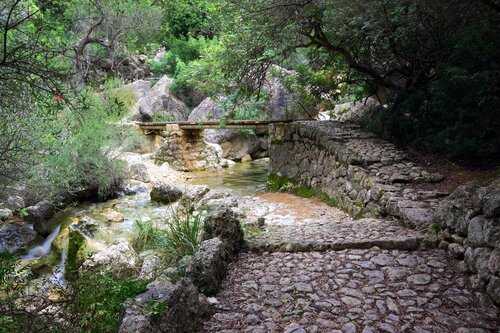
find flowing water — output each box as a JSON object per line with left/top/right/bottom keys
{"left": 19, "top": 160, "right": 270, "bottom": 287}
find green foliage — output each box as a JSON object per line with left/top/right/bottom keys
{"left": 266, "top": 174, "right": 298, "bottom": 192}
{"left": 130, "top": 210, "right": 203, "bottom": 264}
{"left": 68, "top": 269, "right": 147, "bottom": 332}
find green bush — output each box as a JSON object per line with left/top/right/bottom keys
{"left": 27, "top": 90, "right": 134, "bottom": 206}
{"left": 68, "top": 269, "right": 147, "bottom": 333}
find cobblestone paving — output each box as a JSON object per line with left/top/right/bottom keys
{"left": 203, "top": 194, "right": 499, "bottom": 332}
{"left": 203, "top": 250, "right": 499, "bottom": 332}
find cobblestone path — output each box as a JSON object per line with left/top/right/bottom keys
{"left": 203, "top": 194, "right": 499, "bottom": 332}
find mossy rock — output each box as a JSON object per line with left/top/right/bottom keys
{"left": 51, "top": 227, "right": 69, "bottom": 255}
{"left": 65, "top": 228, "right": 87, "bottom": 280}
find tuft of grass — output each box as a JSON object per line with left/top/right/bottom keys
{"left": 295, "top": 186, "right": 316, "bottom": 198}
{"left": 266, "top": 174, "right": 297, "bottom": 192}
{"left": 130, "top": 211, "right": 203, "bottom": 265}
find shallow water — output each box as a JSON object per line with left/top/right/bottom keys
{"left": 21, "top": 160, "right": 270, "bottom": 273}
{"left": 187, "top": 160, "right": 270, "bottom": 196}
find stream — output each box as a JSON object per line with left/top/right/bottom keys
{"left": 18, "top": 160, "right": 270, "bottom": 287}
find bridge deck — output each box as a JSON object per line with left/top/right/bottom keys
{"left": 136, "top": 119, "right": 296, "bottom": 131}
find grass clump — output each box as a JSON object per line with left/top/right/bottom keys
{"left": 266, "top": 174, "right": 297, "bottom": 192}
{"left": 130, "top": 211, "right": 203, "bottom": 265}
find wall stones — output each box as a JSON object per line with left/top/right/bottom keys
{"left": 269, "top": 121, "right": 445, "bottom": 229}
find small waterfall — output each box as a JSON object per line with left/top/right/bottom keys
{"left": 49, "top": 241, "right": 68, "bottom": 287}
{"left": 22, "top": 225, "right": 61, "bottom": 260}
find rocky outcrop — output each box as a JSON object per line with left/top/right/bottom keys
{"left": 83, "top": 240, "right": 139, "bottom": 278}
{"left": 0, "top": 223, "right": 39, "bottom": 253}
{"left": 318, "top": 97, "right": 379, "bottom": 122}
{"left": 25, "top": 200, "right": 57, "bottom": 236}
{"left": 154, "top": 124, "right": 222, "bottom": 171}
{"left": 435, "top": 180, "right": 500, "bottom": 304}
{"left": 269, "top": 121, "right": 446, "bottom": 228}
{"left": 202, "top": 206, "right": 244, "bottom": 257}
{"left": 263, "top": 67, "right": 315, "bottom": 120}
{"left": 118, "top": 279, "right": 212, "bottom": 333}
{"left": 132, "top": 76, "right": 189, "bottom": 122}
{"left": 186, "top": 238, "right": 227, "bottom": 295}
{"left": 99, "top": 55, "right": 151, "bottom": 83}
{"left": 150, "top": 181, "right": 183, "bottom": 204}
{"left": 188, "top": 97, "right": 225, "bottom": 121}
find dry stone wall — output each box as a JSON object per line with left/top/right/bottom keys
{"left": 435, "top": 180, "right": 500, "bottom": 304}
{"left": 269, "top": 121, "right": 447, "bottom": 229}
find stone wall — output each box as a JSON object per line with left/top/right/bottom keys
{"left": 435, "top": 181, "right": 500, "bottom": 304}
{"left": 269, "top": 121, "right": 447, "bottom": 229}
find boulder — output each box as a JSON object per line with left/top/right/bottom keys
{"left": 186, "top": 238, "right": 227, "bottom": 296}
{"left": 6, "top": 196, "right": 25, "bottom": 210}
{"left": 129, "top": 163, "right": 150, "bottom": 183}
{"left": 467, "top": 216, "right": 487, "bottom": 247}
{"left": 26, "top": 200, "right": 57, "bottom": 236}
{"left": 139, "top": 251, "right": 163, "bottom": 281}
{"left": 0, "top": 223, "right": 39, "bottom": 253}
{"left": 204, "top": 129, "right": 260, "bottom": 160}
{"left": 125, "top": 80, "right": 151, "bottom": 100}
{"left": 83, "top": 240, "right": 139, "bottom": 278}
{"left": 202, "top": 206, "right": 244, "bottom": 257}
{"left": 118, "top": 279, "right": 212, "bottom": 333}
{"left": 464, "top": 247, "right": 492, "bottom": 281}
{"left": 65, "top": 224, "right": 88, "bottom": 280}
{"left": 153, "top": 125, "right": 223, "bottom": 171}
{"left": 123, "top": 180, "right": 149, "bottom": 196}
{"left": 132, "top": 76, "right": 189, "bottom": 122}
{"left": 0, "top": 208, "right": 13, "bottom": 222}
{"left": 435, "top": 182, "right": 481, "bottom": 235}
{"left": 188, "top": 97, "right": 225, "bottom": 121}
{"left": 196, "top": 190, "right": 239, "bottom": 210}
{"left": 150, "top": 181, "right": 183, "bottom": 204}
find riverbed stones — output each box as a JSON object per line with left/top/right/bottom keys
{"left": 150, "top": 180, "right": 183, "bottom": 204}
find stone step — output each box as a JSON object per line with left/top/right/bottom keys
{"left": 248, "top": 236, "right": 426, "bottom": 253}
{"left": 245, "top": 216, "right": 432, "bottom": 253}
